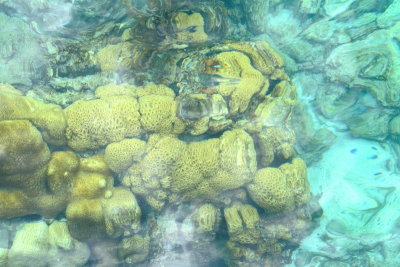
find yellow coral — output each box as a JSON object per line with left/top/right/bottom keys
{"left": 96, "top": 42, "right": 136, "bottom": 72}
{"left": 139, "top": 94, "right": 185, "bottom": 134}
{"left": 218, "top": 129, "right": 257, "bottom": 177}
{"left": 64, "top": 96, "right": 141, "bottom": 151}
{"left": 118, "top": 235, "right": 150, "bottom": 264}
{"left": 0, "top": 190, "right": 30, "bottom": 219}
{"left": 203, "top": 51, "right": 267, "bottom": 113}
{"left": 196, "top": 204, "right": 219, "bottom": 233}
{"left": 223, "top": 41, "right": 284, "bottom": 76}
{"left": 172, "top": 12, "right": 208, "bottom": 44}
{"left": 0, "top": 120, "right": 50, "bottom": 176}
{"left": 279, "top": 158, "right": 310, "bottom": 205}
{"left": 258, "top": 128, "right": 296, "bottom": 167}
{"left": 136, "top": 83, "right": 176, "bottom": 98}
{"left": 72, "top": 155, "right": 113, "bottom": 200}
{"left": 105, "top": 138, "right": 146, "bottom": 173}
{"left": 96, "top": 83, "right": 139, "bottom": 99}
{"left": 0, "top": 85, "right": 67, "bottom": 145}
{"left": 123, "top": 134, "right": 186, "bottom": 210}
{"left": 66, "top": 188, "right": 141, "bottom": 240}
{"left": 247, "top": 168, "right": 294, "bottom": 212}
{"left": 171, "top": 138, "right": 219, "bottom": 193}
{"left": 47, "top": 151, "right": 79, "bottom": 195}
{"left": 224, "top": 203, "right": 260, "bottom": 244}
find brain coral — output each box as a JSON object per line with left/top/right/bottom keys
{"left": 247, "top": 158, "right": 309, "bottom": 214}
{"left": 65, "top": 97, "right": 141, "bottom": 151}
{"left": 105, "top": 138, "right": 146, "bottom": 173}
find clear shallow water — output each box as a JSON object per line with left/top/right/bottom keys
{"left": 0, "top": 1, "right": 399, "bottom": 266}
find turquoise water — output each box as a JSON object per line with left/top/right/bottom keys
{"left": 0, "top": 0, "right": 399, "bottom": 266}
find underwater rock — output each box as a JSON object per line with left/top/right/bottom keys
{"left": 297, "top": 0, "right": 322, "bottom": 14}
{"left": 0, "top": 13, "right": 48, "bottom": 89}
{"left": 281, "top": 38, "right": 324, "bottom": 64}
{"left": 377, "top": 0, "right": 400, "bottom": 28}
{"left": 326, "top": 23, "right": 400, "bottom": 108}
{"left": 241, "top": 0, "right": 270, "bottom": 34}
{"left": 0, "top": 249, "right": 7, "bottom": 266}
{"left": 323, "top": 0, "right": 356, "bottom": 17}
{"left": 0, "top": 0, "right": 129, "bottom": 35}
{"left": 148, "top": 204, "right": 222, "bottom": 266}
{"left": 48, "top": 40, "right": 99, "bottom": 79}
{"left": 292, "top": 103, "right": 337, "bottom": 164}
{"left": 344, "top": 108, "right": 392, "bottom": 141}
{"left": 389, "top": 115, "right": 400, "bottom": 142}
{"left": 302, "top": 19, "right": 336, "bottom": 43}
{"left": 264, "top": 9, "right": 302, "bottom": 44}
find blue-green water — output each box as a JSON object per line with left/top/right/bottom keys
{"left": 0, "top": 0, "right": 399, "bottom": 266}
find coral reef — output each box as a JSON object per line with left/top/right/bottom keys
{"left": 0, "top": 1, "right": 323, "bottom": 265}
